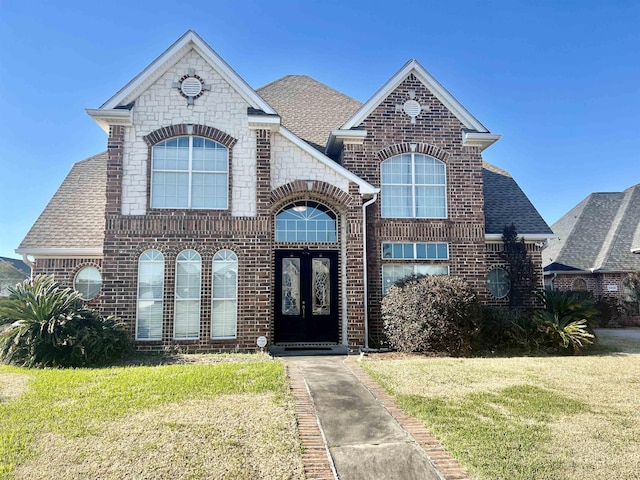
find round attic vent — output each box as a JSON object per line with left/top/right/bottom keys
{"left": 181, "top": 77, "right": 203, "bottom": 97}
{"left": 403, "top": 99, "right": 422, "bottom": 118}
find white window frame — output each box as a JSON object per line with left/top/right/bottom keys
{"left": 382, "top": 264, "right": 450, "bottom": 294}
{"left": 381, "top": 242, "right": 449, "bottom": 260}
{"left": 174, "top": 249, "right": 202, "bottom": 340}
{"left": 74, "top": 266, "right": 102, "bottom": 300}
{"left": 136, "top": 249, "right": 165, "bottom": 341}
{"left": 150, "top": 136, "right": 229, "bottom": 210}
{"left": 212, "top": 250, "right": 238, "bottom": 340}
{"left": 381, "top": 153, "right": 447, "bottom": 218}
{"left": 487, "top": 267, "right": 510, "bottom": 299}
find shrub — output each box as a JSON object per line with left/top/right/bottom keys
{"left": 0, "top": 275, "right": 131, "bottom": 367}
{"left": 533, "top": 289, "right": 597, "bottom": 354}
{"left": 595, "top": 296, "right": 624, "bottom": 327}
{"left": 478, "top": 306, "right": 538, "bottom": 352}
{"left": 382, "top": 275, "right": 481, "bottom": 355}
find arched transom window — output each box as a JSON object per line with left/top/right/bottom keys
{"left": 151, "top": 136, "right": 228, "bottom": 209}
{"left": 381, "top": 153, "right": 447, "bottom": 218}
{"left": 275, "top": 201, "right": 337, "bottom": 242}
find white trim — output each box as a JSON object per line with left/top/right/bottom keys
{"left": 247, "top": 114, "right": 281, "bottom": 132}
{"left": 325, "top": 129, "right": 367, "bottom": 156}
{"left": 97, "top": 30, "right": 276, "bottom": 113}
{"left": 278, "top": 126, "right": 378, "bottom": 195}
{"left": 462, "top": 131, "right": 502, "bottom": 152}
{"left": 85, "top": 108, "right": 133, "bottom": 133}
{"left": 341, "top": 59, "right": 489, "bottom": 133}
{"left": 15, "top": 248, "right": 103, "bottom": 258}
{"left": 485, "top": 234, "right": 555, "bottom": 242}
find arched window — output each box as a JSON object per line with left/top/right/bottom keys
{"left": 488, "top": 267, "right": 510, "bottom": 299}
{"left": 136, "top": 250, "right": 164, "bottom": 341}
{"left": 275, "top": 201, "right": 337, "bottom": 242}
{"left": 573, "top": 278, "right": 587, "bottom": 291}
{"left": 74, "top": 266, "right": 102, "bottom": 300}
{"left": 174, "top": 250, "right": 201, "bottom": 340}
{"left": 151, "top": 136, "right": 228, "bottom": 209}
{"left": 212, "top": 250, "right": 238, "bottom": 339}
{"left": 381, "top": 153, "right": 446, "bottom": 218}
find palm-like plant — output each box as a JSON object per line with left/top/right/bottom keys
{"left": 0, "top": 275, "right": 130, "bottom": 367}
{"left": 533, "top": 289, "right": 598, "bottom": 354}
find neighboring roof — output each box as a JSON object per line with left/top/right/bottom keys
{"left": 17, "top": 152, "right": 107, "bottom": 255}
{"left": 542, "top": 184, "right": 640, "bottom": 272}
{"left": 0, "top": 257, "right": 30, "bottom": 276}
{"left": 257, "top": 75, "right": 362, "bottom": 151}
{"left": 633, "top": 223, "right": 640, "bottom": 254}
{"left": 483, "top": 162, "right": 553, "bottom": 237}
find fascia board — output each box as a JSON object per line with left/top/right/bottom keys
{"left": 463, "top": 131, "right": 502, "bottom": 151}
{"left": 99, "top": 30, "right": 276, "bottom": 114}
{"left": 325, "top": 129, "right": 368, "bottom": 156}
{"left": 15, "top": 248, "right": 103, "bottom": 258}
{"left": 85, "top": 108, "right": 132, "bottom": 133}
{"left": 341, "top": 59, "right": 489, "bottom": 132}
{"left": 278, "top": 127, "right": 378, "bottom": 195}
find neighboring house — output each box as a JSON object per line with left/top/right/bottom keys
{"left": 17, "top": 31, "right": 552, "bottom": 352}
{"left": 543, "top": 184, "right": 640, "bottom": 300}
{"left": 0, "top": 256, "right": 30, "bottom": 296}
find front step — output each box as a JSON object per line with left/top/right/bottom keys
{"left": 270, "top": 343, "right": 350, "bottom": 356}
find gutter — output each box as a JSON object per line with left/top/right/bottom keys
{"left": 361, "top": 193, "right": 378, "bottom": 350}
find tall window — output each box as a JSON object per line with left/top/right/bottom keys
{"left": 275, "top": 201, "right": 337, "bottom": 242}
{"left": 381, "top": 153, "right": 446, "bottom": 218}
{"left": 174, "top": 250, "right": 201, "bottom": 340}
{"left": 382, "top": 264, "right": 449, "bottom": 294}
{"left": 151, "top": 136, "right": 228, "bottom": 209}
{"left": 212, "top": 250, "right": 238, "bottom": 339}
{"left": 136, "top": 250, "right": 164, "bottom": 341}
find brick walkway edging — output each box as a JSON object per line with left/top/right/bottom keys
{"left": 344, "top": 356, "right": 471, "bottom": 480}
{"left": 287, "top": 362, "right": 338, "bottom": 480}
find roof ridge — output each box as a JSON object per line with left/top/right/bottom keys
{"left": 75, "top": 150, "right": 108, "bottom": 165}
{"left": 482, "top": 161, "right": 511, "bottom": 177}
{"left": 592, "top": 188, "right": 635, "bottom": 270}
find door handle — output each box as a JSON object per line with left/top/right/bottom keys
{"left": 301, "top": 300, "right": 306, "bottom": 317}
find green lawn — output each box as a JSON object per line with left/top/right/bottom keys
{"left": 362, "top": 334, "right": 640, "bottom": 480}
{"left": 0, "top": 354, "right": 303, "bottom": 480}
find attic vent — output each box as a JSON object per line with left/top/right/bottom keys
{"left": 181, "top": 77, "right": 202, "bottom": 97}
{"left": 403, "top": 100, "right": 422, "bottom": 117}
{"left": 172, "top": 68, "right": 211, "bottom": 105}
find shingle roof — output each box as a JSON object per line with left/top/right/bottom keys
{"left": 257, "top": 75, "right": 362, "bottom": 151}
{"left": 482, "top": 162, "right": 553, "bottom": 236}
{"left": 542, "top": 184, "right": 640, "bottom": 272}
{"left": 633, "top": 223, "right": 640, "bottom": 254}
{"left": 19, "top": 152, "right": 107, "bottom": 251}
{"left": 0, "top": 257, "right": 30, "bottom": 276}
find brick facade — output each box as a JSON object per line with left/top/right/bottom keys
{"left": 27, "top": 39, "right": 550, "bottom": 353}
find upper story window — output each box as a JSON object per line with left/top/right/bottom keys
{"left": 381, "top": 153, "right": 446, "bottom": 218}
{"left": 275, "top": 201, "right": 337, "bottom": 242}
{"left": 151, "top": 136, "right": 228, "bottom": 209}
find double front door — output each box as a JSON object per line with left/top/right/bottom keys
{"left": 274, "top": 250, "right": 339, "bottom": 343}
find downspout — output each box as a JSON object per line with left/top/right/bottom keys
{"left": 20, "top": 253, "right": 34, "bottom": 271}
{"left": 362, "top": 193, "right": 378, "bottom": 350}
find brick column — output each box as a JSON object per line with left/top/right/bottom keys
{"left": 255, "top": 129, "right": 271, "bottom": 216}
{"left": 106, "top": 125, "right": 125, "bottom": 216}
{"left": 346, "top": 182, "right": 366, "bottom": 349}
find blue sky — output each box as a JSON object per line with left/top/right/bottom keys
{"left": 1, "top": 0, "right": 638, "bottom": 258}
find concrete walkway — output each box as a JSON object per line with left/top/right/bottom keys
{"left": 596, "top": 327, "right": 640, "bottom": 340}
{"left": 285, "top": 356, "right": 463, "bottom": 480}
